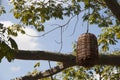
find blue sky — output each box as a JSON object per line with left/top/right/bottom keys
{"left": 0, "top": 0, "right": 120, "bottom": 80}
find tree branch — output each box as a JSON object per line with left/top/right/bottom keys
{"left": 104, "top": 0, "right": 120, "bottom": 21}
{"left": 16, "top": 64, "right": 74, "bottom": 80}
{"left": 14, "top": 50, "right": 120, "bottom": 66}
{"left": 97, "top": 55, "right": 120, "bottom": 66}
{"left": 14, "top": 50, "right": 76, "bottom": 65}
{"left": 13, "top": 50, "right": 120, "bottom": 80}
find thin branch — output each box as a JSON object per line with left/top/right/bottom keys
{"left": 58, "top": 26, "right": 63, "bottom": 52}
{"left": 69, "top": 15, "right": 79, "bottom": 36}
{"left": 48, "top": 60, "right": 54, "bottom": 80}
{"left": 63, "top": 15, "right": 76, "bottom": 31}
{"left": 13, "top": 50, "right": 120, "bottom": 66}
{"left": 15, "top": 63, "right": 74, "bottom": 80}
{"left": 25, "top": 15, "right": 76, "bottom": 38}
{"left": 25, "top": 26, "right": 60, "bottom": 37}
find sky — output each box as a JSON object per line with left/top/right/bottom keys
{"left": 0, "top": 0, "right": 120, "bottom": 80}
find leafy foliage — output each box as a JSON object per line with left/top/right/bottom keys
{"left": 0, "top": 23, "right": 25, "bottom": 62}
{"left": 9, "top": 0, "right": 120, "bottom": 51}
{"left": 7, "top": 24, "right": 25, "bottom": 36}
{"left": 98, "top": 26, "right": 120, "bottom": 51}
{"left": 10, "top": 0, "right": 80, "bottom": 30}
{"left": 10, "top": 0, "right": 119, "bottom": 28}
{"left": 0, "top": 41, "right": 14, "bottom": 62}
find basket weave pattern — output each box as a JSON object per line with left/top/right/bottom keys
{"left": 76, "top": 33, "right": 98, "bottom": 67}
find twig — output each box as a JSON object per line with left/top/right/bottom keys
{"left": 15, "top": 63, "right": 74, "bottom": 80}
{"left": 25, "top": 15, "right": 77, "bottom": 37}
{"left": 48, "top": 60, "right": 54, "bottom": 80}
{"left": 63, "top": 15, "right": 76, "bottom": 31}
{"left": 25, "top": 26, "right": 60, "bottom": 37}
{"left": 69, "top": 15, "right": 79, "bottom": 36}
{"left": 58, "top": 26, "right": 63, "bottom": 52}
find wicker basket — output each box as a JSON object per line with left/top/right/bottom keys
{"left": 76, "top": 33, "right": 98, "bottom": 67}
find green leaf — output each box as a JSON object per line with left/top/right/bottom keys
{"left": 37, "top": 25, "right": 44, "bottom": 32}
{"left": 85, "top": 0, "right": 89, "bottom": 5}
{"left": 0, "top": 47, "right": 5, "bottom": 62}
{"left": 0, "top": 42, "right": 5, "bottom": 62}
{"left": 5, "top": 50, "right": 14, "bottom": 62}
{"left": 34, "top": 62, "right": 40, "bottom": 68}
{"left": 116, "top": 33, "right": 120, "bottom": 39}
{"left": 41, "top": 17, "right": 45, "bottom": 23}
{"left": 77, "top": 0, "right": 81, "bottom": 2}
{"left": 14, "top": 12, "right": 21, "bottom": 19}
{"left": 0, "top": 23, "right": 3, "bottom": 29}
{"left": 108, "top": 39, "right": 116, "bottom": 45}
{"left": 20, "top": 30, "right": 25, "bottom": 34}
{"left": 0, "top": 41, "right": 14, "bottom": 62}
{"left": 8, "top": 37, "right": 18, "bottom": 50}
{"left": 102, "top": 45, "right": 109, "bottom": 52}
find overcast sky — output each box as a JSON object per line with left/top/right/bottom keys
{"left": 0, "top": 0, "right": 120, "bottom": 80}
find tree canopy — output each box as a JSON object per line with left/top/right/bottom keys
{"left": 0, "top": 0, "right": 120, "bottom": 80}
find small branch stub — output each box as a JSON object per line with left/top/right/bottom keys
{"left": 76, "top": 33, "right": 98, "bottom": 67}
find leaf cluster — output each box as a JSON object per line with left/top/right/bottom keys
{"left": 10, "top": 0, "right": 81, "bottom": 31}
{"left": 0, "top": 23, "right": 25, "bottom": 62}
{"left": 0, "top": 41, "right": 14, "bottom": 62}
{"left": 98, "top": 26, "right": 120, "bottom": 51}
{"left": 9, "top": 0, "right": 120, "bottom": 52}
{"left": 61, "top": 63, "right": 120, "bottom": 80}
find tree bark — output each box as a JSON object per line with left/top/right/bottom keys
{"left": 14, "top": 50, "right": 76, "bottom": 65}
{"left": 14, "top": 50, "right": 120, "bottom": 66}
{"left": 104, "top": 0, "right": 120, "bottom": 21}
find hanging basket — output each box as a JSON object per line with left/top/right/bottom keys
{"left": 76, "top": 33, "right": 98, "bottom": 67}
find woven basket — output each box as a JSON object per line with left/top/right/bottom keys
{"left": 76, "top": 33, "right": 98, "bottom": 67}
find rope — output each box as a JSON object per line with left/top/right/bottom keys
{"left": 86, "top": 0, "right": 91, "bottom": 33}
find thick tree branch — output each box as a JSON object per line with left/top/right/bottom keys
{"left": 14, "top": 50, "right": 120, "bottom": 66}
{"left": 104, "top": 0, "right": 120, "bottom": 21}
{"left": 14, "top": 50, "right": 75, "bottom": 65}
{"left": 97, "top": 55, "right": 120, "bottom": 66}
